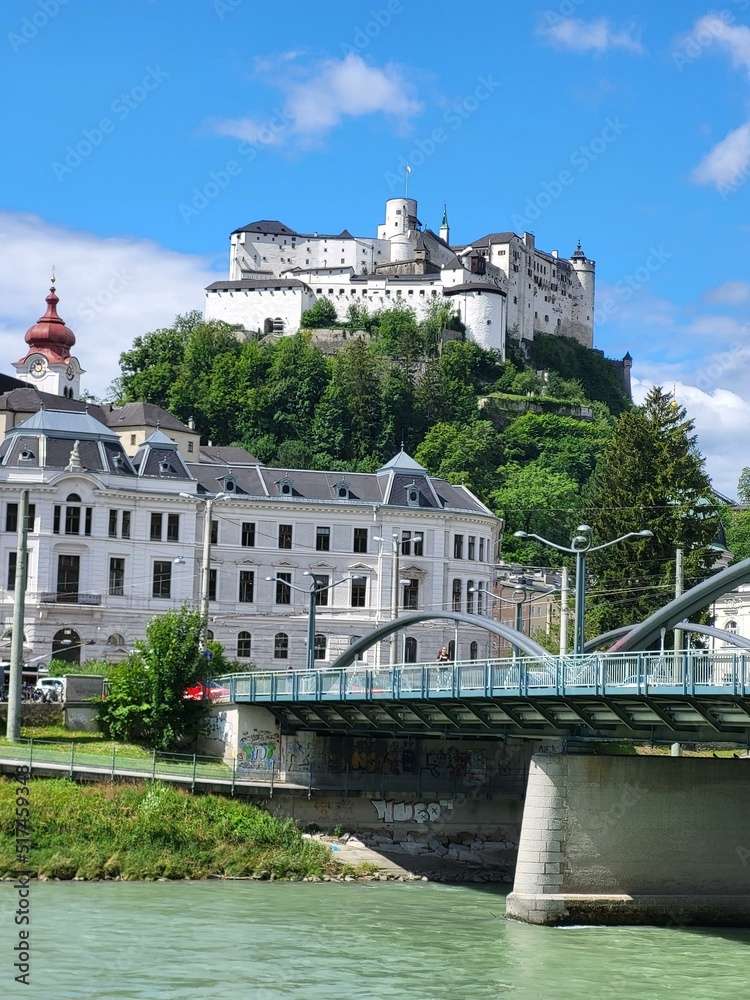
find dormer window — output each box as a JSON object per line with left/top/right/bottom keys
{"left": 159, "top": 460, "right": 176, "bottom": 476}
{"left": 223, "top": 477, "right": 236, "bottom": 493}
{"left": 19, "top": 449, "right": 33, "bottom": 462}
{"left": 334, "top": 480, "right": 350, "bottom": 500}
{"left": 405, "top": 481, "right": 420, "bottom": 507}
{"left": 276, "top": 476, "right": 294, "bottom": 497}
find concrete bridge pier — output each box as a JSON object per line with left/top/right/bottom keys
{"left": 506, "top": 753, "right": 750, "bottom": 926}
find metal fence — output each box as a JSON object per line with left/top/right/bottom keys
{"left": 0, "top": 739, "right": 528, "bottom": 799}
{"left": 218, "top": 650, "right": 750, "bottom": 703}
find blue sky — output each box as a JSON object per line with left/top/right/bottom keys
{"left": 2, "top": 0, "right": 750, "bottom": 492}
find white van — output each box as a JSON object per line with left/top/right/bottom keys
{"left": 34, "top": 677, "right": 64, "bottom": 701}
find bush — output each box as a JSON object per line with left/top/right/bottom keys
{"left": 301, "top": 297, "right": 338, "bottom": 329}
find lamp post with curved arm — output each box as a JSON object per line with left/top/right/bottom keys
{"left": 469, "top": 582, "right": 557, "bottom": 657}
{"left": 265, "top": 573, "right": 365, "bottom": 671}
{"left": 513, "top": 526, "right": 653, "bottom": 654}
{"left": 179, "top": 491, "right": 232, "bottom": 649}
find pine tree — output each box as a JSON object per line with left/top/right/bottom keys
{"left": 583, "top": 386, "right": 719, "bottom": 636}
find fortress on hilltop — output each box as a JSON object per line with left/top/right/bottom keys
{"left": 204, "top": 197, "right": 596, "bottom": 357}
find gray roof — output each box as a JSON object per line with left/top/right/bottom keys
{"left": 185, "top": 449, "right": 493, "bottom": 514}
{"left": 7, "top": 408, "right": 120, "bottom": 442}
{"left": 199, "top": 445, "right": 259, "bottom": 466}
{"left": 232, "top": 220, "right": 298, "bottom": 236}
{"left": 443, "top": 284, "right": 506, "bottom": 297}
{"left": 466, "top": 232, "right": 517, "bottom": 248}
{"left": 101, "top": 402, "right": 192, "bottom": 434}
{"left": 377, "top": 449, "right": 427, "bottom": 475}
{"left": 206, "top": 279, "right": 309, "bottom": 291}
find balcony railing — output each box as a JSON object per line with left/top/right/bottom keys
{"left": 31, "top": 592, "right": 102, "bottom": 606}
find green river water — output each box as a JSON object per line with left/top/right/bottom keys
{"left": 1, "top": 881, "right": 749, "bottom": 999}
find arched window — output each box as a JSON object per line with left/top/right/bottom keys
{"left": 447, "top": 639, "right": 456, "bottom": 661}
{"left": 467, "top": 581, "right": 475, "bottom": 615}
{"left": 452, "top": 579, "right": 462, "bottom": 612}
{"left": 470, "top": 641, "right": 478, "bottom": 660}
{"left": 206, "top": 629, "right": 214, "bottom": 642}
{"left": 273, "top": 317, "right": 285, "bottom": 333}
{"left": 65, "top": 494, "right": 81, "bottom": 535}
{"left": 404, "top": 636, "right": 417, "bottom": 663}
{"left": 237, "top": 631, "right": 252, "bottom": 658}
{"left": 477, "top": 582, "right": 484, "bottom": 616}
{"left": 274, "top": 632, "right": 288, "bottom": 659}
{"left": 106, "top": 633, "right": 126, "bottom": 647}
{"left": 349, "top": 635, "right": 363, "bottom": 662}
{"left": 725, "top": 620, "right": 738, "bottom": 635}
{"left": 314, "top": 634, "right": 327, "bottom": 661}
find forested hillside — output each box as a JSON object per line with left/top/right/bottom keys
{"left": 111, "top": 310, "right": 721, "bottom": 636}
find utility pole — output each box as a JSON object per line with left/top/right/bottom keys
{"left": 559, "top": 565, "right": 569, "bottom": 656}
{"left": 7, "top": 491, "right": 30, "bottom": 743}
{"left": 674, "top": 547, "right": 684, "bottom": 654}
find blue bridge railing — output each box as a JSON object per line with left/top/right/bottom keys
{"left": 213, "top": 650, "right": 750, "bottom": 704}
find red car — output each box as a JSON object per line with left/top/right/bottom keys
{"left": 183, "top": 680, "right": 231, "bottom": 702}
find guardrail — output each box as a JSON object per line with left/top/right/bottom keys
{"left": 214, "top": 650, "right": 750, "bottom": 703}
{"left": 0, "top": 740, "right": 526, "bottom": 799}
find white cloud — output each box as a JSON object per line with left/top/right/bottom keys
{"left": 211, "top": 53, "right": 422, "bottom": 148}
{"left": 536, "top": 17, "right": 643, "bottom": 55}
{"left": 0, "top": 211, "right": 216, "bottom": 398}
{"left": 703, "top": 280, "right": 750, "bottom": 305}
{"left": 631, "top": 376, "right": 750, "bottom": 497}
{"left": 691, "top": 120, "right": 750, "bottom": 189}
{"left": 688, "top": 15, "right": 750, "bottom": 74}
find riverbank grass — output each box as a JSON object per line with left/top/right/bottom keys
{"left": 0, "top": 778, "right": 337, "bottom": 881}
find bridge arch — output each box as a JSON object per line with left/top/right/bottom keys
{"left": 609, "top": 556, "right": 750, "bottom": 652}
{"left": 585, "top": 622, "right": 750, "bottom": 653}
{"left": 332, "top": 611, "right": 549, "bottom": 669}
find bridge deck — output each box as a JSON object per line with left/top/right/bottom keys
{"left": 215, "top": 652, "right": 750, "bottom": 742}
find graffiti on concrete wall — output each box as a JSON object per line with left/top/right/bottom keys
{"left": 206, "top": 712, "right": 235, "bottom": 747}
{"left": 282, "top": 732, "right": 316, "bottom": 773}
{"left": 237, "top": 730, "right": 277, "bottom": 773}
{"left": 425, "top": 746, "right": 487, "bottom": 783}
{"left": 346, "top": 738, "right": 417, "bottom": 775}
{"left": 371, "top": 800, "right": 446, "bottom": 824}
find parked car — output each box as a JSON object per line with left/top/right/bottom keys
{"left": 33, "top": 677, "right": 64, "bottom": 702}
{"left": 183, "top": 680, "right": 230, "bottom": 702}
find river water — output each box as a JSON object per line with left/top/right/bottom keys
{"left": 1, "top": 881, "right": 749, "bottom": 999}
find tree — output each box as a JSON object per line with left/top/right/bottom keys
{"left": 301, "top": 297, "right": 338, "bottom": 328}
{"left": 738, "top": 467, "right": 750, "bottom": 503}
{"left": 98, "top": 607, "right": 207, "bottom": 749}
{"left": 491, "top": 463, "right": 581, "bottom": 564}
{"left": 372, "top": 305, "right": 423, "bottom": 359}
{"left": 583, "top": 387, "right": 719, "bottom": 636}
{"left": 415, "top": 420, "right": 504, "bottom": 501}
{"left": 117, "top": 314, "right": 194, "bottom": 406}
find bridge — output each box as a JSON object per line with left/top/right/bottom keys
{"left": 216, "top": 649, "right": 750, "bottom": 743}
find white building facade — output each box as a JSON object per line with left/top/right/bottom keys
{"left": 0, "top": 286, "right": 502, "bottom": 672}
{"left": 205, "top": 197, "right": 595, "bottom": 355}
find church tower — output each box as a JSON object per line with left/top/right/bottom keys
{"left": 439, "top": 203, "right": 450, "bottom": 245}
{"left": 14, "top": 275, "right": 84, "bottom": 399}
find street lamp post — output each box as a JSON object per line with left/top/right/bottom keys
{"left": 469, "top": 583, "right": 554, "bottom": 656}
{"left": 373, "top": 534, "right": 412, "bottom": 665}
{"left": 265, "top": 573, "right": 363, "bottom": 671}
{"left": 179, "top": 491, "right": 231, "bottom": 649}
{"left": 514, "top": 526, "right": 653, "bottom": 654}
